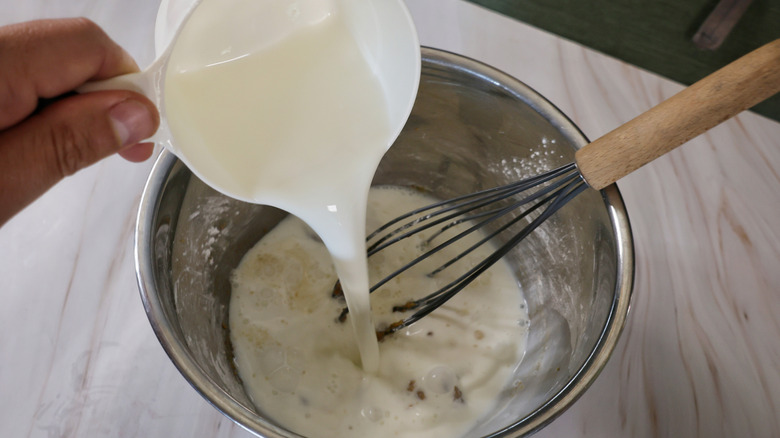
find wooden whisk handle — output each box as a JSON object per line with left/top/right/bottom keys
{"left": 575, "top": 39, "right": 780, "bottom": 190}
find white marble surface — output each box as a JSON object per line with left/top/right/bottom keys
{"left": 1, "top": 0, "right": 779, "bottom": 437}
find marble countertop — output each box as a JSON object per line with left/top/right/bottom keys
{"left": 1, "top": 0, "right": 778, "bottom": 437}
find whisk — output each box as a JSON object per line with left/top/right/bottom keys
{"left": 335, "top": 39, "right": 780, "bottom": 339}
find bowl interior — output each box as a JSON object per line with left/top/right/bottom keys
{"left": 139, "top": 48, "right": 632, "bottom": 437}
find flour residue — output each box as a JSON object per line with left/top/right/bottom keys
{"left": 487, "top": 137, "right": 564, "bottom": 180}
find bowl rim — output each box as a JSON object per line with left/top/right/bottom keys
{"left": 135, "top": 46, "right": 635, "bottom": 438}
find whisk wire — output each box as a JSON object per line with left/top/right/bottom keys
{"left": 427, "top": 187, "right": 564, "bottom": 277}
{"left": 350, "top": 164, "right": 587, "bottom": 336}
{"left": 366, "top": 163, "right": 577, "bottom": 254}
{"left": 386, "top": 175, "right": 588, "bottom": 334}
{"left": 369, "top": 169, "right": 583, "bottom": 294}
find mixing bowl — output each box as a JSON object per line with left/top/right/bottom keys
{"left": 136, "top": 47, "right": 634, "bottom": 437}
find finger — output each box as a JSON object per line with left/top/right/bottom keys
{"left": 118, "top": 142, "right": 155, "bottom": 163}
{"left": 0, "top": 90, "right": 159, "bottom": 226}
{"left": 0, "top": 18, "right": 139, "bottom": 130}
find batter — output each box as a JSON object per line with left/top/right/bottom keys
{"left": 229, "top": 186, "right": 529, "bottom": 438}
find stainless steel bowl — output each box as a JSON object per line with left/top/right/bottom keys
{"left": 136, "top": 47, "right": 634, "bottom": 437}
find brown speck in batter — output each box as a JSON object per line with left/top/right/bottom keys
{"left": 454, "top": 386, "right": 464, "bottom": 403}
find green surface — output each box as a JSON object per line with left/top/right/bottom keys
{"left": 466, "top": 0, "right": 780, "bottom": 122}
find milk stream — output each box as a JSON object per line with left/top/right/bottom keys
{"left": 164, "top": 1, "right": 387, "bottom": 372}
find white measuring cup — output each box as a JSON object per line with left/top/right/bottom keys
{"left": 81, "top": 0, "right": 421, "bottom": 205}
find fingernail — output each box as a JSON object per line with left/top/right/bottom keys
{"left": 109, "top": 99, "right": 156, "bottom": 147}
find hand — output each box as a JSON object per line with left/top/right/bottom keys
{"left": 0, "top": 18, "right": 160, "bottom": 226}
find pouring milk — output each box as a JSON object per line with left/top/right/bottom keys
{"left": 78, "top": 1, "right": 418, "bottom": 372}
{"left": 161, "top": 0, "right": 412, "bottom": 372}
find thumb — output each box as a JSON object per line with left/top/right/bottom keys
{"left": 0, "top": 90, "right": 159, "bottom": 225}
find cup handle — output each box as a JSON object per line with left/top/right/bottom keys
{"left": 78, "top": 71, "right": 157, "bottom": 100}
{"left": 77, "top": 60, "right": 169, "bottom": 145}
